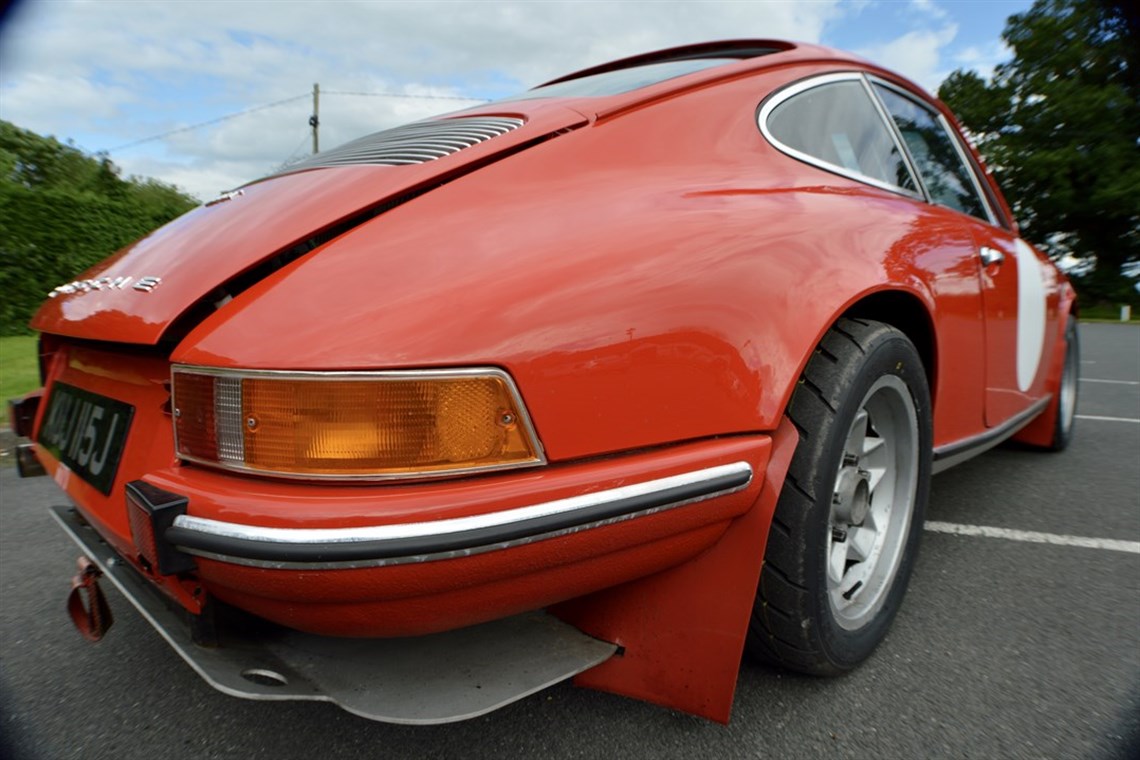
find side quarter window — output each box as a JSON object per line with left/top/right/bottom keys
{"left": 871, "top": 83, "right": 992, "bottom": 223}
{"left": 761, "top": 77, "right": 918, "bottom": 195}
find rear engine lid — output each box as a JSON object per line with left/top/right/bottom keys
{"left": 30, "top": 106, "right": 587, "bottom": 346}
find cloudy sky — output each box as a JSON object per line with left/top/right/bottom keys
{"left": 0, "top": 0, "right": 1030, "bottom": 201}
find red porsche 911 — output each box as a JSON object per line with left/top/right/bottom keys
{"left": 10, "top": 39, "right": 1077, "bottom": 725}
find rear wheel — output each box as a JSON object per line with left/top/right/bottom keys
{"left": 1048, "top": 316, "right": 1079, "bottom": 451}
{"left": 747, "top": 318, "right": 932, "bottom": 675}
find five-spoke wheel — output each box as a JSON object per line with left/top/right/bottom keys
{"left": 747, "top": 318, "right": 931, "bottom": 674}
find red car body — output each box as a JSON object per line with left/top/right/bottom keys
{"left": 15, "top": 40, "right": 1076, "bottom": 724}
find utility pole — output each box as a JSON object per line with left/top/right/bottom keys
{"left": 310, "top": 83, "right": 320, "bottom": 154}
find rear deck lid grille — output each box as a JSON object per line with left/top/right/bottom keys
{"left": 279, "top": 117, "right": 525, "bottom": 172}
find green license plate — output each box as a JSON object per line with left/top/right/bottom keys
{"left": 38, "top": 382, "right": 134, "bottom": 495}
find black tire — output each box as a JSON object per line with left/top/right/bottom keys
{"left": 1047, "top": 316, "right": 1079, "bottom": 452}
{"left": 746, "top": 318, "right": 932, "bottom": 675}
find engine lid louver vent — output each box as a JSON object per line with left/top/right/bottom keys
{"left": 278, "top": 117, "right": 525, "bottom": 173}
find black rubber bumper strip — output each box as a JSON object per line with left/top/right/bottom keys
{"left": 932, "top": 395, "right": 1049, "bottom": 462}
{"left": 165, "top": 467, "right": 752, "bottom": 564}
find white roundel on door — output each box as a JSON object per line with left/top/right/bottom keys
{"left": 1014, "top": 238, "right": 1047, "bottom": 392}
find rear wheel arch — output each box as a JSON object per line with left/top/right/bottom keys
{"left": 841, "top": 290, "right": 938, "bottom": 406}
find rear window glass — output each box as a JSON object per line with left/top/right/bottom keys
{"left": 765, "top": 80, "right": 917, "bottom": 192}
{"left": 509, "top": 58, "right": 739, "bottom": 101}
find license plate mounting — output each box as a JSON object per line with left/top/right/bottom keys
{"left": 38, "top": 382, "right": 134, "bottom": 494}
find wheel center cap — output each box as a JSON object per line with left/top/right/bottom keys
{"left": 833, "top": 466, "right": 871, "bottom": 526}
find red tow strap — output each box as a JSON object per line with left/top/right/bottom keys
{"left": 67, "top": 556, "right": 113, "bottom": 641}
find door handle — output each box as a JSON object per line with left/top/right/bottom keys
{"left": 979, "top": 246, "right": 1005, "bottom": 266}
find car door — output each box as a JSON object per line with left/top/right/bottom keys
{"left": 967, "top": 218, "right": 1060, "bottom": 424}
{"left": 869, "top": 80, "right": 1047, "bottom": 427}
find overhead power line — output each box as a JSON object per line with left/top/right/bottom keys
{"left": 324, "top": 89, "right": 491, "bottom": 102}
{"left": 107, "top": 93, "right": 310, "bottom": 152}
{"left": 106, "top": 88, "right": 489, "bottom": 154}
{"left": 277, "top": 129, "right": 316, "bottom": 172}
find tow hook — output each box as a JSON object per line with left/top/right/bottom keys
{"left": 67, "top": 556, "right": 113, "bottom": 641}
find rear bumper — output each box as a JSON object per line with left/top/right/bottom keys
{"left": 51, "top": 504, "right": 617, "bottom": 725}
{"left": 166, "top": 461, "right": 752, "bottom": 567}
{"left": 33, "top": 340, "right": 773, "bottom": 638}
{"left": 47, "top": 430, "right": 770, "bottom": 636}
{"left": 161, "top": 437, "right": 769, "bottom": 636}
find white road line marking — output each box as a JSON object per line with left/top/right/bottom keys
{"left": 1080, "top": 361, "right": 1097, "bottom": 364}
{"left": 924, "top": 522, "right": 1140, "bottom": 554}
{"left": 1076, "top": 414, "right": 1140, "bottom": 423}
{"left": 1080, "top": 378, "right": 1140, "bottom": 385}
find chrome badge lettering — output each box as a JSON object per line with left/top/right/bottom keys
{"left": 48, "top": 275, "right": 162, "bottom": 298}
{"left": 205, "top": 188, "right": 244, "bottom": 207}
{"left": 133, "top": 276, "right": 162, "bottom": 292}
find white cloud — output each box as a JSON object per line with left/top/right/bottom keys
{"left": 1, "top": 0, "right": 850, "bottom": 198}
{"left": 855, "top": 23, "right": 959, "bottom": 93}
{"left": 0, "top": 72, "right": 135, "bottom": 130}
{"left": 909, "top": 0, "right": 949, "bottom": 21}
{"left": 952, "top": 40, "right": 1011, "bottom": 81}
{"left": 6, "top": 0, "right": 1010, "bottom": 199}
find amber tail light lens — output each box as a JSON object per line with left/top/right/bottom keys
{"left": 171, "top": 367, "right": 544, "bottom": 480}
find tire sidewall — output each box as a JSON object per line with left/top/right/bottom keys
{"left": 1052, "top": 317, "right": 1079, "bottom": 451}
{"left": 808, "top": 333, "right": 933, "bottom": 669}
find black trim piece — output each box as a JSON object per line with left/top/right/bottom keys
{"left": 933, "top": 396, "right": 1050, "bottom": 463}
{"left": 538, "top": 40, "right": 793, "bottom": 88}
{"left": 7, "top": 393, "right": 40, "bottom": 438}
{"left": 126, "top": 480, "right": 195, "bottom": 575}
{"left": 15, "top": 443, "right": 46, "bottom": 478}
{"left": 166, "top": 468, "right": 751, "bottom": 564}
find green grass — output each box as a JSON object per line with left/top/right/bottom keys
{"left": 0, "top": 335, "right": 40, "bottom": 425}
{"left": 1079, "top": 303, "right": 1139, "bottom": 322}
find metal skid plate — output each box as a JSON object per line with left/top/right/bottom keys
{"left": 51, "top": 506, "right": 617, "bottom": 724}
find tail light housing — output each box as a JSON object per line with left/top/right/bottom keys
{"left": 171, "top": 366, "right": 545, "bottom": 480}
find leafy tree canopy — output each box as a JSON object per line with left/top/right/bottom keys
{"left": 939, "top": 0, "right": 1140, "bottom": 303}
{"left": 0, "top": 121, "right": 198, "bottom": 335}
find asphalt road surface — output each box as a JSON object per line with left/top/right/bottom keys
{"left": 2, "top": 323, "right": 1137, "bottom": 760}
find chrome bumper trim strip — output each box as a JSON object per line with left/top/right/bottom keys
{"left": 167, "top": 461, "right": 753, "bottom": 568}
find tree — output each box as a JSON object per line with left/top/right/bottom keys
{"left": 939, "top": 0, "right": 1140, "bottom": 304}
{"left": 0, "top": 121, "right": 199, "bottom": 334}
